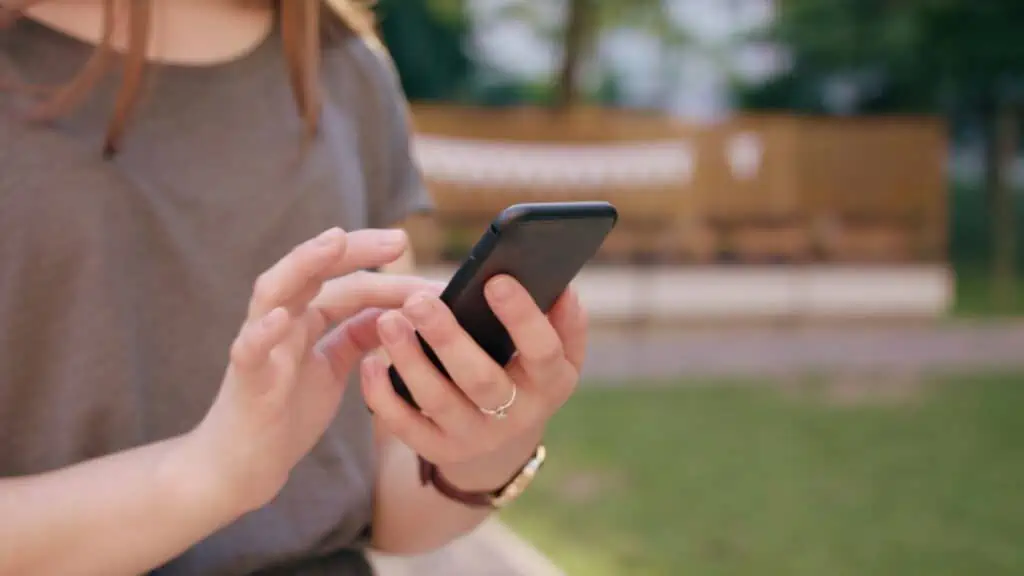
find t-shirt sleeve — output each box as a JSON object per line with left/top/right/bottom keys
{"left": 374, "top": 75, "right": 435, "bottom": 228}
{"left": 328, "top": 36, "right": 435, "bottom": 229}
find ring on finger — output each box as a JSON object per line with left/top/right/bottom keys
{"left": 479, "top": 382, "right": 517, "bottom": 420}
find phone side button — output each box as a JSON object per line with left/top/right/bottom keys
{"left": 471, "top": 233, "right": 496, "bottom": 258}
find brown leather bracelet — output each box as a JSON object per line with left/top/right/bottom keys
{"left": 417, "top": 454, "right": 528, "bottom": 509}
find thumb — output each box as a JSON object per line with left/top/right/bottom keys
{"left": 318, "top": 308, "right": 387, "bottom": 378}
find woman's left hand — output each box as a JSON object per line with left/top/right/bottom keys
{"left": 359, "top": 274, "right": 586, "bottom": 486}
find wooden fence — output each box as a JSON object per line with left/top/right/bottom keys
{"left": 405, "top": 105, "right": 948, "bottom": 265}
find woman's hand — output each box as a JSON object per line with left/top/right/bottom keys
{"left": 171, "top": 227, "right": 438, "bottom": 516}
{"left": 361, "top": 274, "right": 587, "bottom": 489}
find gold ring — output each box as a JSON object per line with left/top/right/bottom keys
{"left": 479, "top": 382, "right": 517, "bottom": 420}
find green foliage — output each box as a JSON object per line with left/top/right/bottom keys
{"left": 422, "top": 0, "right": 465, "bottom": 26}
{"left": 490, "top": 0, "right": 689, "bottom": 107}
{"left": 593, "top": 72, "right": 625, "bottom": 106}
{"left": 375, "top": 1, "right": 689, "bottom": 107}
{"left": 949, "top": 183, "right": 1024, "bottom": 316}
{"left": 740, "top": 1, "right": 1024, "bottom": 314}
{"left": 493, "top": 0, "right": 685, "bottom": 45}
{"left": 373, "top": 0, "right": 472, "bottom": 101}
{"left": 740, "top": 0, "right": 1024, "bottom": 115}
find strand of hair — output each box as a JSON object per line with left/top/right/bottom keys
{"left": 25, "top": 0, "right": 117, "bottom": 123}
{"left": 279, "top": 0, "right": 307, "bottom": 127}
{"left": 300, "top": 0, "right": 321, "bottom": 136}
{"left": 103, "top": 0, "right": 152, "bottom": 157}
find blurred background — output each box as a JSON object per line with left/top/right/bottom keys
{"left": 368, "top": 1, "right": 1024, "bottom": 574}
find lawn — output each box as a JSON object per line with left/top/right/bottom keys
{"left": 954, "top": 265, "right": 1024, "bottom": 317}
{"left": 501, "top": 374, "right": 1024, "bottom": 576}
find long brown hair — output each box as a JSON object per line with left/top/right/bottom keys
{"left": 0, "top": 0, "right": 377, "bottom": 156}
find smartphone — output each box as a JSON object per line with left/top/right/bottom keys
{"left": 389, "top": 201, "right": 618, "bottom": 410}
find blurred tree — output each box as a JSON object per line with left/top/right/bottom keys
{"left": 919, "top": 1, "right": 1024, "bottom": 306}
{"left": 741, "top": 0, "right": 1024, "bottom": 305}
{"left": 738, "top": 0, "right": 929, "bottom": 113}
{"left": 496, "top": 0, "right": 687, "bottom": 109}
{"left": 373, "top": 0, "right": 472, "bottom": 101}
{"left": 556, "top": 0, "right": 591, "bottom": 108}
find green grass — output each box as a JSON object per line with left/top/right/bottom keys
{"left": 953, "top": 265, "right": 1024, "bottom": 317}
{"left": 501, "top": 375, "right": 1024, "bottom": 575}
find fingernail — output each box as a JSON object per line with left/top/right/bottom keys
{"left": 378, "top": 313, "right": 409, "bottom": 345}
{"left": 379, "top": 229, "right": 407, "bottom": 247}
{"left": 361, "top": 355, "right": 383, "bottom": 379}
{"left": 315, "top": 227, "right": 343, "bottom": 246}
{"left": 403, "top": 293, "right": 434, "bottom": 323}
{"left": 486, "top": 276, "right": 515, "bottom": 301}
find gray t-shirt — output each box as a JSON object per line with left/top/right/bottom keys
{"left": 0, "top": 18, "right": 432, "bottom": 576}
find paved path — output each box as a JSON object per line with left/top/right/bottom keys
{"left": 581, "top": 321, "right": 1024, "bottom": 380}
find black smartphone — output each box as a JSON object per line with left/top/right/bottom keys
{"left": 389, "top": 201, "right": 618, "bottom": 410}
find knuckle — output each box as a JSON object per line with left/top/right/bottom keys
{"left": 295, "top": 284, "right": 323, "bottom": 309}
{"left": 417, "top": 317, "right": 453, "bottom": 347}
{"left": 415, "top": 382, "right": 456, "bottom": 418}
{"left": 462, "top": 371, "right": 499, "bottom": 399}
{"left": 418, "top": 392, "right": 450, "bottom": 418}
{"left": 274, "top": 360, "right": 300, "bottom": 392}
{"left": 552, "top": 367, "right": 580, "bottom": 404}
{"left": 252, "top": 272, "right": 275, "bottom": 302}
{"left": 229, "top": 334, "right": 252, "bottom": 367}
{"left": 268, "top": 348, "right": 293, "bottom": 375}
{"left": 384, "top": 412, "right": 413, "bottom": 439}
{"left": 538, "top": 339, "right": 566, "bottom": 366}
{"left": 366, "top": 388, "right": 392, "bottom": 416}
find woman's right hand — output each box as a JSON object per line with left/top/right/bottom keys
{"left": 168, "top": 227, "right": 439, "bottom": 516}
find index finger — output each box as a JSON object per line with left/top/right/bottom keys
{"left": 311, "top": 272, "right": 444, "bottom": 326}
{"left": 247, "top": 227, "right": 408, "bottom": 320}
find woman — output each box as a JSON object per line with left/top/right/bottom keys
{"left": 0, "top": 1, "right": 588, "bottom": 574}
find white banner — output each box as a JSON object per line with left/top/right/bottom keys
{"left": 412, "top": 135, "right": 696, "bottom": 189}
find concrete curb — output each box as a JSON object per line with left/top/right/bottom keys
{"left": 418, "top": 264, "right": 954, "bottom": 322}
